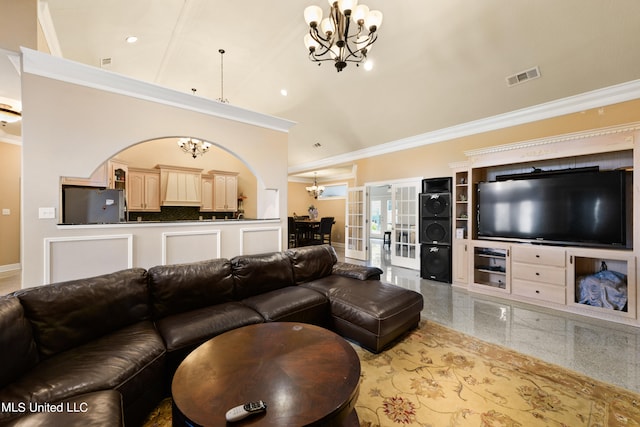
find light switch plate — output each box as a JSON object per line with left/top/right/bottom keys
{"left": 39, "top": 207, "right": 56, "bottom": 219}
{"left": 1, "top": 209, "right": 9, "bottom": 215}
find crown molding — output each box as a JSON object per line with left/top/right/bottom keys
{"left": 0, "top": 132, "right": 22, "bottom": 145}
{"left": 464, "top": 121, "right": 640, "bottom": 158}
{"left": 289, "top": 79, "right": 640, "bottom": 174}
{"left": 20, "top": 48, "right": 296, "bottom": 133}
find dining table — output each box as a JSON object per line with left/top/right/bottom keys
{"left": 294, "top": 218, "right": 321, "bottom": 245}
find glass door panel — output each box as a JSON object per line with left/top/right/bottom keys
{"left": 391, "top": 182, "right": 420, "bottom": 269}
{"left": 345, "top": 187, "right": 367, "bottom": 260}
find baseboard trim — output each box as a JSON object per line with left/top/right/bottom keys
{"left": 0, "top": 263, "right": 21, "bottom": 273}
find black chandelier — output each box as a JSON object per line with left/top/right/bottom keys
{"left": 304, "top": 1, "right": 383, "bottom": 72}
{"left": 177, "top": 138, "right": 212, "bottom": 159}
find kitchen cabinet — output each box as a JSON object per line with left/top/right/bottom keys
{"left": 200, "top": 174, "right": 214, "bottom": 212}
{"left": 61, "top": 162, "right": 107, "bottom": 187}
{"left": 211, "top": 171, "right": 238, "bottom": 211}
{"left": 108, "top": 159, "right": 128, "bottom": 190}
{"left": 156, "top": 165, "right": 203, "bottom": 207}
{"left": 127, "top": 168, "right": 161, "bottom": 212}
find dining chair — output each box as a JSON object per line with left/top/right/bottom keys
{"left": 288, "top": 216, "right": 298, "bottom": 248}
{"left": 313, "top": 217, "right": 334, "bottom": 246}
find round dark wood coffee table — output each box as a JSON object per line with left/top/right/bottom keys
{"left": 171, "top": 322, "right": 360, "bottom": 426}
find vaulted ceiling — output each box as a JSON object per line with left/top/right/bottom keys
{"left": 3, "top": 1, "right": 640, "bottom": 176}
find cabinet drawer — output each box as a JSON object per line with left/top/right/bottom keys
{"left": 512, "top": 262, "right": 566, "bottom": 285}
{"left": 512, "top": 279, "right": 566, "bottom": 304}
{"left": 511, "top": 245, "right": 565, "bottom": 267}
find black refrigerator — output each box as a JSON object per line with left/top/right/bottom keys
{"left": 63, "top": 187, "right": 125, "bottom": 224}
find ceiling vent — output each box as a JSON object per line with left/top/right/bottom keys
{"left": 506, "top": 66, "right": 540, "bottom": 87}
{"left": 100, "top": 57, "right": 112, "bottom": 68}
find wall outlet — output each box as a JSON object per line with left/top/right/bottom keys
{"left": 39, "top": 207, "right": 56, "bottom": 219}
{"left": 1, "top": 209, "right": 9, "bottom": 216}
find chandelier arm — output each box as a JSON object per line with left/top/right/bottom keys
{"left": 310, "top": 44, "right": 339, "bottom": 61}
{"left": 309, "top": 27, "right": 332, "bottom": 45}
{"left": 343, "top": 33, "right": 377, "bottom": 62}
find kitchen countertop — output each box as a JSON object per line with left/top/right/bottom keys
{"left": 57, "top": 218, "right": 279, "bottom": 228}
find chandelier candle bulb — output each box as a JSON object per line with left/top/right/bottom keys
{"left": 304, "top": 6, "right": 323, "bottom": 27}
{"left": 352, "top": 5, "right": 369, "bottom": 24}
{"left": 365, "top": 10, "right": 383, "bottom": 32}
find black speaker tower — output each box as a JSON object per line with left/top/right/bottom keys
{"left": 420, "top": 177, "right": 452, "bottom": 283}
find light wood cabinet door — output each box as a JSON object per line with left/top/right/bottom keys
{"left": 213, "top": 173, "right": 238, "bottom": 211}
{"left": 127, "top": 169, "right": 160, "bottom": 212}
{"left": 127, "top": 172, "right": 145, "bottom": 211}
{"left": 201, "top": 175, "right": 214, "bottom": 211}
{"left": 145, "top": 173, "right": 161, "bottom": 211}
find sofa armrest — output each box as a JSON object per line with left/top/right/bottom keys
{"left": 332, "top": 262, "right": 383, "bottom": 281}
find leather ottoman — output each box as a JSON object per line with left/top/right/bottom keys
{"left": 302, "top": 275, "right": 424, "bottom": 352}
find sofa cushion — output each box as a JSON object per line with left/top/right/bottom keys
{"left": 148, "top": 258, "right": 235, "bottom": 318}
{"left": 0, "top": 296, "right": 39, "bottom": 389}
{"left": 15, "top": 268, "right": 150, "bottom": 358}
{"left": 332, "top": 262, "right": 383, "bottom": 280}
{"left": 155, "top": 302, "right": 264, "bottom": 353}
{"left": 285, "top": 244, "right": 337, "bottom": 284}
{"left": 3, "top": 390, "right": 124, "bottom": 427}
{"left": 231, "top": 251, "right": 295, "bottom": 299}
{"left": 241, "top": 286, "right": 329, "bottom": 324}
{"left": 0, "top": 321, "right": 165, "bottom": 421}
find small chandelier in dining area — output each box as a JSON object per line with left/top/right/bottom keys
{"left": 177, "top": 138, "right": 212, "bottom": 159}
{"left": 306, "top": 173, "right": 325, "bottom": 199}
{"left": 303, "top": 0, "right": 383, "bottom": 72}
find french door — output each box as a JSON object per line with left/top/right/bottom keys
{"left": 390, "top": 181, "right": 420, "bottom": 269}
{"left": 345, "top": 186, "right": 367, "bottom": 260}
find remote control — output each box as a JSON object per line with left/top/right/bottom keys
{"left": 225, "top": 400, "right": 267, "bottom": 423}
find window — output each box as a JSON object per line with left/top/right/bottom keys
{"left": 318, "top": 183, "right": 347, "bottom": 199}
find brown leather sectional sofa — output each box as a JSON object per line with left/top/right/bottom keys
{"left": 0, "top": 245, "right": 423, "bottom": 426}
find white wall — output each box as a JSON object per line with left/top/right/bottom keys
{"left": 20, "top": 49, "right": 294, "bottom": 286}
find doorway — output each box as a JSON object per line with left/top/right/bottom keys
{"left": 363, "top": 179, "right": 421, "bottom": 270}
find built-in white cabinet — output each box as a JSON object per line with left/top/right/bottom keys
{"left": 471, "top": 241, "right": 510, "bottom": 293}
{"left": 211, "top": 170, "right": 238, "bottom": 212}
{"left": 127, "top": 168, "right": 161, "bottom": 212}
{"left": 452, "top": 240, "right": 469, "bottom": 284}
{"left": 567, "top": 248, "right": 636, "bottom": 321}
{"left": 449, "top": 124, "right": 639, "bottom": 326}
{"left": 511, "top": 245, "right": 566, "bottom": 304}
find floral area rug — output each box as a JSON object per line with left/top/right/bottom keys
{"left": 143, "top": 321, "right": 640, "bottom": 427}
{"left": 355, "top": 321, "right": 640, "bottom": 427}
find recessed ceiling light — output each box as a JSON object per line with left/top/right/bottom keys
{"left": 125, "top": 36, "right": 138, "bottom": 44}
{"left": 280, "top": 89, "right": 288, "bottom": 96}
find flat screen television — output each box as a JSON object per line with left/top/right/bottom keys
{"left": 476, "top": 169, "right": 631, "bottom": 248}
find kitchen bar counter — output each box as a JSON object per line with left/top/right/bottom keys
{"left": 57, "top": 218, "right": 277, "bottom": 228}
{"left": 40, "top": 218, "right": 284, "bottom": 286}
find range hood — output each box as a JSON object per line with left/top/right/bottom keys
{"left": 156, "top": 165, "right": 203, "bottom": 207}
